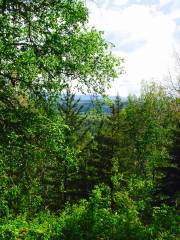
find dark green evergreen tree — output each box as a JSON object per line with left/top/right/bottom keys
{"left": 44, "top": 89, "right": 93, "bottom": 203}
{"left": 155, "top": 100, "right": 180, "bottom": 207}
{"left": 85, "top": 95, "right": 124, "bottom": 192}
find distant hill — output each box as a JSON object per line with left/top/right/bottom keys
{"left": 74, "top": 95, "right": 127, "bottom": 113}
{"left": 75, "top": 95, "right": 127, "bottom": 101}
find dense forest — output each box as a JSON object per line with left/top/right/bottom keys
{"left": 0, "top": 0, "right": 179, "bottom": 239}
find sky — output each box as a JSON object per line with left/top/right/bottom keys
{"left": 86, "top": 0, "right": 180, "bottom": 96}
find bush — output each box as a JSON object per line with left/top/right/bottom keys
{"left": 0, "top": 185, "right": 179, "bottom": 240}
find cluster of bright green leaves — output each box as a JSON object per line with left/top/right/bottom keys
{"left": 0, "top": 185, "right": 179, "bottom": 240}
{"left": 114, "top": 83, "right": 175, "bottom": 179}
{"left": 0, "top": 0, "right": 121, "bottom": 95}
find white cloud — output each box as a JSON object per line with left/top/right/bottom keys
{"left": 87, "top": 2, "right": 177, "bottom": 96}
{"left": 159, "top": 0, "right": 173, "bottom": 7}
{"left": 86, "top": 0, "right": 128, "bottom": 9}
{"left": 113, "top": 0, "right": 128, "bottom": 6}
{"left": 169, "top": 9, "right": 180, "bottom": 20}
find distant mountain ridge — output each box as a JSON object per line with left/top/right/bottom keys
{"left": 74, "top": 95, "right": 127, "bottom": 113}
{"left": 74, "top": 95, "right": 127, "bottom": 101}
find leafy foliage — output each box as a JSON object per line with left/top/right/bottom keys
{"left": 0, "top": 0, "right": 120, "bottom": 95}
{"left": 0, "top": 0, "right": 179, "bottom": 239}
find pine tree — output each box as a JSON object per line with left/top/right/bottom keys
{"left": 85, "top": 95, "right": 124, "bottom": 192}
{"left": 155, "top": 99, "right": 180, "bottom": 207}
{"left": 42, "top": 89, "right": 93, "bottom": 206}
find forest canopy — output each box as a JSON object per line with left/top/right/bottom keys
{"left": 0, "top": 0, "right": 120, "bottom": 94}
{"left": 0, "top": 1, "right": 179, "bottom": 239}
